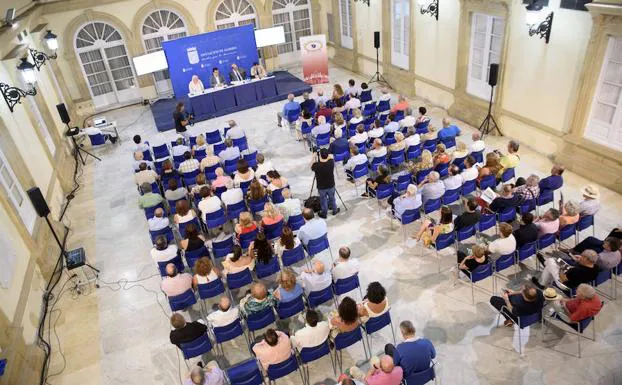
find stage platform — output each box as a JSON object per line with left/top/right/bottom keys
{"left": 150, "top": 71, "right": 312, "bottom": 132}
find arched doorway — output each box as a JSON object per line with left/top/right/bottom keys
{"left": 214, "top": 0, "right": 259, "bottom": 30}
{"left": 272, "top": 0, "right": 313, "bottom": 64}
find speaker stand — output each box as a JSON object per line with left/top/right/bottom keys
{"left": 368, "top": 47, "right": 392, "bottom": 88}
{"left": 478, "top": 86, "right": 502, "bottom": 139}
{"left": 68, "top": 127, "right": 101, "bottom": 165}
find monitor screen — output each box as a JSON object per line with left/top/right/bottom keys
{"left": 132, "top": 50, "right": 169, "bottom": 76}
{"left": 254, "top": 26, "right": 286, "bottom": 48}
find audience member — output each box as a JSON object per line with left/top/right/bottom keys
{"left": 437, "top": 118, "right": 461, "bottom": 142}
{"left": 131, "top": 134, "right": 149, "bottom": 153}
{"left": 132, "top": 151, "right": 153, "bottom": 171}
{"left": 180, "top": 223, "right": 205, "bottom": 252}
{"left": 452, "top": 141, "right": 469, "bottom": 160}
{"left": 165, "top": 179, "right": 187, "bottom": 201}
{"left": 470, "top": 132, "right": 486, "bottom": 153}
{"left": 513, "top": 174, "right": 540, "bottom": 201}
{"left": 413, "top": 205, "right": 454, "bottom": 247}
{"left": 184, "top": 362, "right": 225, "bottom": 385}
{"left": 240, "top": 282, "right": 276, "bottom": 316}
{"left": 298, "top": 208, "right": 328, "bottom": 246}
{"left": 172, "top": 136, "right": 190, "bottom": 156}
{"left": 138, "top": 183, "right": 164, "bottom": 209}
{"left": 549, "top": 284, "right": 603, "bottom": 323}
{"left": 579, "top": 185, "right": 601, "bottom": 216}
{"left": 389, "top": 132, "right": 406, "bottom": 153}
{"left": 274, "top": 225, "right": 301, "bottom": 259}
{"left": 190, "top": 173, "right": 209, "bottom": 196}
{"left": 358, "top": 282, "right": 389, "bottom": 321}
{"left": 461, "top": 156, "right": 479, "bottom": 182}
{"left": 218, "top": 138, "right": 241, "bottom": 161}
{"left": 332, "top": 246, "right": 360, "bottom": 281}
{"left": 221, "top": 180, "right": 244, "bottom": 208}
{"left": 384, "top": 321, "right": 436, "bottom": 379}
{"left": 247, "top": 179, "right": 267, "bottom": 202}
{"left": 498, "top": 140, "right": 520, "bottom": 176}
{"left": 277, "top": 93, "right": 301, "bottom": 127}
{"left": 252, "top": 328, "right": 293, "bottom": 370}
{"left": 384, "top": 114, "right": 400, "bottom": 134}
{"left": 148, "top": 207, "right": 169, "bottom": 231}
{"left": 349, "top": 124, "right": 368, "bottom": 145}
{"left": 418, "top": 171, "right": 445, "bottom": 204}
{"left": 134, "top": 162, "right": 159, "bottom": 186}
{"left": 443, "top": 165, "right": 463, "bottom": 191}
{"left": 415, "top": 107, "right": 430, "bottom": 126}
{"left": 333, "top": 112, "right": 346, "bottom": 132}
{"left": 292, "top": 309, "right": 331, "bottom": 350}
{"left": 513, "top": 213, "right": 539, "bottom": 249}
{"left": 200, "top": 147, "right": 220, "bottom": 171}
{"left": 487, "top": 223, "right": 517, "bottom": 257}
{"left": 489, "top": 284, "right": 544, "bottom": 327}
{"left": 300, "top": 260, "right": 332, "bottom": 295}
{"left": 207, "top": 296, "right": 240, "bottom": 328}
{"left": 559, "top": 201, "right": 580, "bottom": 228}
{"left": 345, "top": 94, "right": 361, "bottom": 110}
{"left": 365, "top": 355, "right": 403, "bottom": 385}
{"left": 392, "top": 184, "right": 422, "bottom": 220}
{"left": 315, "top": 102, "right": 332, "bottom": 121}
{"left": 453, "top": 197, "right": 480, "bottom": 231}
{"left": 234, "top": 211, "right": 258, "bottom": 239}
{"left": 329, "top": 296, "right": 360, "bottom": 333}
{"left": 161, "top": 263, "right": 193, "bottom": 297}
{"left": 198, "top": 186, "right": 222, "bottom": 222}
{"left": 378, "top": 88, "right": 392, "bottom": 102}
{"left": 267, "top": 170, "right": 288, "bottom": 192}
{"left": 233, "top": 159, "right": 254, "bottom": 186}
{"left": 534, "top": 208, "right": 560, "bottom": 237}
{"left": 570, "top": 233, "right": 622, "bottom": 270}
{"left": 223, "top": 245, "right": 255, "bottom": 274}
{"left": 539, "top": 165, "right": 565, "bottom": 194}
{"left": 300, "top": 92, "right": 316, "bottom": 113}
{"left": 169, "top": 313, "right": 207, "bottom": 347}
{"left": 261, "top": 202, "right": 284, "bottom": 227}
{"left": 345, "top": 79, "right": 361, "bottom": 97}
{"left": 255, "top": 153, "right": 275, "bottom": 179}
{"left": 404, "top": 128, "right": 420, "bottom": 147}
{"left": 315, "top": 89, "right": 329, "bottom": 106}
{"left": 432, "top": 144, "right": 450, "bottom": 166}
{"left": 454, "top": 245, "right": 489, "bottom": 284}
{"left": 175, "top": 199, "right": 198, "bottom": 226}
{"left": 390, "top": 95, "right": 410, "bottom": 114}
{"left": 477, "top": 152, "right": 502, "bottom": 182}
{"left": 273, "top": 267, "right": 304, "bottom": 302}
{"left": 412, "top": 150, "right": 434, "bottom": 173}
{"left": 367, "top": 139, "right": 388, "bottom": 159}
{"left": 532, "top": 249, "right": 600, "bottom": 290}
{"left": 333, "top": 84, "right": 345, "bottom": 101}
{"left": 345, "top": 146, "right": 368, "bottom": 175}
{"left": 179, "top": 151, "right": 200, "bottom": 173}
{"left": 363, "top": 165, "right": 391, "bottom": 198}
{"left": 247, "top": 232, "right": 275, "bottom": 266}
{"left": 330, "top": 127, "right": 349, "bottom": 157}
{"left": 192, "top": 257, "right": 219, "bottom": 288}
{"left": 488, "top": 184, "right": 521, "bottom": 213}
{"left": 275, "top": 188, "right": 302, "bottom": 220}
{"left": 151, "top": 235, "right": 178, "bottom": 264}
{"left": 349, "top": 108, "right": 364, "bottom": 126}
{"left": 400, "top": 112, "right": 416, "bottom": 129}
{"left": 368, "top": 120, "right": 384, "bottom": 139}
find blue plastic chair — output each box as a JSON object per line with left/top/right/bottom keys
{"left": 497, "top": 207, "right": 516, "bottom": 223}
{"left": 267, "top": 354, "right": 304, "bottom": 384}
{"left": 264, "top": 220, "right": 284, "bottom": 241}
{"left": 233, "top": 137, "right": 249, "bottom": 152}
{"left": 307, "top": 285, "right": 336, "bottom": 309}
{"left": 149, "top": 226, "right": 174, "bottom": 244}
{"left": 452, "top": 156, "right": 466, "bottom": 170}
{"left": 255, "top": 257, "right": 281, "bottom": 279}
{"left": 211, "top": 236, "right": 234, "bottom": 260}
{"left": 393, "top": 207, "right": 422, "bottom": 242}
{"left": 179, "top": 217, "right": 201, "bottom": 239}
{"left": 224, "top": 159, "right": 238, "bottom": 175}
{"left": 298, "top": 340, "right": 335, "bottom": 384}
{"left": 205, "top": 208, "right": 226, "bottom": 230}
{"left": 362, "top": 311, "right": 396, "bottom": 353}
{"left": 248, "top": 196, "right": 269, "bottom": 215}
{"left": 404, "top": 365, "right": 436, "bottom": 385}
{"left": 440, "top": 136, "right": 456, "bottom": 150}
{"left": 88, "top": 133, "right": 106, "bottom": 146}
{"left": 537, "top": 233, "right": 556, "bottom": 252}
{"left": 203, "top": 164, "right": 219, "bottom": 181}
{"left": 377, "top": 100, "right": 390, "bottom": 113}
{"left": 415, "top": 120, "right": 430, "bottom": 134}
{"left": 442, "top": 188, "right": 460, "bottom": 206}
{"left": 471, "top": 150, "right": 484, "bottom": 164}
{"left": 205, "top": 131, "right": 222, "bottom": 145}
{"left": 287, "top": 214, "right": 305, "bottom": 232}
{"left": 194, "top": 148, "right": 206, "bottom": 162}
{"left": 464, "top": 263, "right": 494, "bottom": 303}
{"left": 360, "top": 90, "right": 373, "bottom": 103}
{"left": 315, "top": 132, "right": 330, "bottom": 147}
{"left": 243, "top": 150, "right": 258, "bottom": 168}
{"left": 494, "top": 253, "right": 517, "bottom": 291}
{"left": 333, "top": 274, "right": 363, "bottom": 298}
{"left": 416, "top": 168, "right": 432, "bottom": 184}
{"left": 435, "top": 162, "right": 449, "bottom": 178}
{"left": 182, "top": 169, "right": 200, "bottom": 187}
{"left": 594, "top": 268, "right": 614, "bottom": 299}
{"left": 516, "top": 241, "right": 537, "bottom": 264}
{"left": 213, "top": 142, "right": 226, "bottom": 156}
{"left": 226, "top": 359, "right": 264, "bottom": 385}
{"left": 558, "top": 223, "right": 577, "bottom": 246}
{"left": 455, "top": 224, "right": 476, "bottom": 246}
{"left": 383, "top": 132, "right": 397, "bottom": 146}
{"left": 501, "top": 168, "right": 515, "bottom": 183}
{"left": 537, "top": 189, "right": 554, "bottom": 213}
{"left": 152, "top": 143, "right": 170, "bottom": 160}
{"left": 461, "top": 179, "right": 477, "bottom": 196}
{"left": 423, "top": 198, "right": 441, "bottom": 215}
{"left": 305, "top": 233, "right": 334, "bottom": 262}
{"left": 394, "top": 174, "right": 412, "bottom": 194}
{"left": 142, "top": 149, "right": 153, "bottom": 161}
{"left": 173, "top": 154, "right": 185, "bottom": 168}
{"left": 271, "top": 188, "right": 285, "bottom": 204}
{"left": 576, "top": 215, "right": 595, "bottom": 240}
{"left": 423, "top": 139, "right": 437, "bottom": 153}
{"left": 281, "top": 243, "right": 307, "bottom": 267}
{"left": 157, "top": 253, "right": 185, "bottom": 277}
{"left": 544, "top": 308, "right": 600, "bottom": 358}
{"left": 226, "top": 201, "right": 247, "bottom": 222}
{"left": 406, "top": 144, "right": 422, "bottom": 161}
{"left": 369, "top": 156, "right": 386, "bottom": 173}
{"left": 197, "top": 278, "right": 226, "bottom": 300}
{"left": 184, "top": 245, "right": 209, "bottom": 270}
{"left": 434, "top": 232, "right": 455, "bottom": 273}
{"left": 245, "top": 307, "right": 276, "bottom": 339}
{"left": 179, "top": 333, "right": 213, "bottom": 361}
{"left": 239, "top": 228, "right": 259, "bottom": 250}
{"left": 212, "top": 318, "right": 249, "bottom": 357}
{"left": 519, "top": 198, "right": 536, "bottom": 215}
{"left": 275, "top": 294, "right": 305, "bottom": 320}
{"left": 226, "top": 268, "right": 253, "bottom": 291}
{"left": 479, "top": 175, "right": 496, "bottom": 190}
{"left": 168, "top": 288, "right": 197, "bottom": 311}
{"left": 333, "top": 327, "right": 368, "bottom": 373}
{"left": 478, "top": 213, "right": 496, "bottom": 234}
{"left": 388, "top": 150, "right": 405, "bottom": 167}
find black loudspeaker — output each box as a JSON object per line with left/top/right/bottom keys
{"left": 27, "top": 187, "right": 51, "bottom": 218}
{"left": 374, "top": 31, "right": 380, "bottom": 49}
{"left": 488, "top": 63, "right": 499, "bottom": 87}
{"left": 56, "top": 103, "right": 71, "bottom": 124}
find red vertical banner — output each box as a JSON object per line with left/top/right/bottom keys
{"left": 300, "top": 35, "right": 329, "bottom": 85}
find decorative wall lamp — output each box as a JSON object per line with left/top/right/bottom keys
{"left": 1, "top": 58, "right": 37, "bottom": 112}
{"left": 525, "top": 0, "right": 553, "bottom": 44}
{"left": 418, "top": 0, "right": 439, "bottom": 21}
{"left": 29, "top": 48, "right": 56, "bottom": 71}
{"left": 43, "top": 30, "right": 59, "bottom": 51}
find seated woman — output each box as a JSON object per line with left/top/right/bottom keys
{"left": 180, "top": 223, "right": 205, "bottom": 252}
{"left": 329, "top": 296, "right": 360, "bottom": 335}
{"left": 174, "top": 199, "right": 198, "bottom": 225}
{"left": 477, "top": 152, "right": 502, "bottom": 185}
{"left": 452, "top": 141, "right": 469, "bottom": 161}
{"left": 247, "top": 179, "right": 268, "bottom": 202}
{"left": 193, "top": 134, "right": 208, "bottom": 152}
{"left": 165, "top": 178, "right": 187, "bottom": 202}
{"left": 199, "top": 146, "right": 221, "bottom": 172}
{"left": 358, "top": 282, "right": 389, "bottom": 322}
{"left": 248, "top": 232, "right": 274, "bottom": 267}
{"left": 234, "top": 211, "right": 258, "bottom": 239}
{"left": 266, "top": 170, "right": 288, "bottom": 192}
{"left": 460, "top": 156, "right": 479, "bottom": 182}
{"left": 513, "top": 174, "right": 540, "bottom": 201}
{"left": 190, "top": 173, "right": 209, "bottom": 196}
{"left": 368, "top": 119, "right": 384, "bottom": 139}
{"left": 161, "top": 159, "right": 180, "bottom": 181}
{"left": 409, "top": 149, "right": 433, "bottom": 176}
{"left": 192, "top": 256, "right": 220, "bottom": 289}
{"left": 273, "top": 267, "right": 304, "bottom": 302}
{"left": 333, "top": 112, "right": 346, "bottom": 134}
{"left": 222, "top": 244, "right": 255, "bottom": 275}
{"left": 211, "top": 167, "right": 232, "bottom": 189}
{"left": 332, "top": 83, "right": 345, "bottom": 102}
{"left": 261, "top": 202, "right": 284, "bottom": 227}
{"left": 559, "top": 200, "right": 580, "bottom": 228}
{"left": 412, "top": 205, "right": 454, "bottom": 247}
{"left": 433, "top": 143, "right": 450, "bottom": 166}
{"left": 273, "top": 225, "right": 301, "bottom": 260}
{"left": 415, "top": 106, "right": 430, "bottom": 127}
{"left": 362, "top": 165, "right": 391, "bottom": 198}
{"left": 349, "top": 108, "right": 363, "bottom": 126}
{"left": 296, "top": 109, "right": 314, "bottom": 140}
{"left": 421, "top": 125, "right": 438, "bottom": 142}
{"left": 233, "top": 159, "right": 255, "bottom": 187}
{"left": 388, "top": 132, "right": 406, "bottom": 153}
{"left": 332, "top": 98, "right": 346, "bottom": 116}
{"left": 453, "top": 244, "right": 489, "bottom": 285}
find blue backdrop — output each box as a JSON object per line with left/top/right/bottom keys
{"left": 162, "top": 24, "right": 259, "bottom": 98}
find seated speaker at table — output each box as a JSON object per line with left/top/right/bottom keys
{"left": 210, "top": 67, "right": 227, "bottom": 88}
{"left": 251, "top": 62, "right": 267, "bottom": 80}
{"left": 229, "top": 63, "right": 247, "bottom": 82}
{"left": 188, "top": 75, "right": 205, "bottom": 95}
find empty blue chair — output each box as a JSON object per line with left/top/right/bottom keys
{"left": 406, "top": 144, "right": 422, "bottom": 161}
{"left": 537, "top": 189, "right": 554, "bottom": 213}
{"left": 360, "top": 89, "right": 373, "bottom": 103}
{"left": 516, "top": 241, "right": 537, "bottom": 264}
{"left": 87, "top": 133, "right": 106, "bottom": 146}
{"left": 394, "top": 208, "right": 421, "bottom": 242}
{"left": 243, "top": 150, "right": 258, "bottom": 168}
{"left": 434, "top": 232, "right": 455, "bottom": 263}
{"left": 287, "top": 214, "right": 305, "bottom": 232}
{"left": 362, "top": 311, "right": 396, "bottom": 352}
{"left": 334, "top": 327, "right": 368, "bottom": 373}
{"left": 267, "top": 354, "right": 304, "bottom": 384}
{"left": 157, "top": 253, "right": 184, "bottom": 277}
{"left": 479, "top": 175, "right": 496, "bottom": 190}
{"left": 404, "top": 365, "right": 436, "bottom": 385}
{"left": 471, "top": 150, "right": 484, "bottom": 164}
{"left": 197, "top": 278, "right": 226, "bottom": 300}
{"left": 173, "top": 154, "right": 185, "bottom": 168}
{"left": 226, "top": 359, "right": 264, "bottom": 385}
{"left": 281, "top": 243, "right": 306, "bottom": 267}
{"left": 537, "top": 233, "right": 556, "bottom": 252}
{"left": 245, "top": 307, "right": 276, "bottom": 339}
{"left": 182, "top": 169, "right": 200, "bottom": 187}
{"left": 501, "top": 168, "right": 515, "bottom": 183}
{"left": 369, "top": 156, "right": 387, "bottom": 173}
{"left": 544, "top": 309, "right": 600, "bottom": 358}
{"left": 315, "top": 132, "right": 330, "bottom": 147}
{"left": 184, "top": 245, "right": 209, "bottom": 270}
{"left": 440, "top": 136, "right": 456, "bottom": 149}
{"left": 334, "top": 274, "right": 363, "bottom": 298}
{"left": 142, "top": 149, "right": 153, "bottom": 161}
{"left": 306, "top": 233, "right": 333, "bottom": 261}
{"left": 423, "top": 198, "right": 441, "bottom": 215}
{"left": 152, "top": 143, "right": 170, "bottom": 160}
{"left": 255, "top": 257, "right": 281, "bottom": 279}
{"left": 497, "top": 207, "right": 516, "bottom": 223}
{"left": 248, "top": 196, "right": 269, "bottom": 215}
{"left": 206, "top": 130, "right": 222, "bottom": 145}
{"left": 394, "top": 110, "right": 405, "bottom": 122}
{"left": 239, "top": 180, "right": 252, "bottom": 195}
{"left": 558, "top": 223, "right": 577, "bottom": 246}
{"left": 264, "top": 220, "right": 284, "bottom": 241}
{"left": 226, "top": 268, "right": 253, "bottom": 291}
{"left": 211, "top": 235, "right": 234, "bottom": 259}
{"left": 212, "top": 318, "right": 248, "bottom": 357}
{"left": 213, "top": 141, "right": 226, "bottom": 155}
{"left": 179, "top": 217, "right": 201, "bottom": 239}
{"left": 455, "top": 224, "right": 476, "bottom": 246}
{"left": 594, "top": 268, "right": 614, "bottom": 298}
{"left": 203, "top": 164, "right": 219, "bottom": 181}
{"left": 168, "top": 288, "right": 197, "bottom": 311}
{"left": 377, "top": 100, "right": 390, "bottom": 113}
{"left": 497, "top": 307, "right": 541, "bottom": 356}
{"left": 239, "top": 228, "right": 259, "bottom": 250}
{"left": 307, "top": 285, "right": 336, "bottom": 308}
{"left": 226, "top": 201, "right": 247, "bottom": 222}
{"left": 442, "top": 188, "right": 460, "bottom": 206}
{"left": 233, "top": 137, "right": 248, "bottom": 152}
{"left": 461, "top": 179, "right": 477, "bottom": 196}
{"left": 149, "top": 226, "right": 174, "bottom": 244}
{"left": 388, "top": 150, "right": 405, "bottom": 167}
{"left": 298, "top": 340, "right": 335, "bottom": 384}
{"left": 394, "top": 173, "right": 412, "bottom": 193}
{"left": 205, "top": 208, "right": 226, "bottom": 230}
{"left": 519, "top": 198, "right": 536, "bottom": 215}
{"left": 576, "top": 214, "right": 595, "bottom": 239}
{"left": 464, "top": 263, "right": 494, "bottom": 304}
{"left": 224, "top": 158, "right": 238, "bottom": 175}
{"left": 194, "top": 148, "right": 206, "bottom": 162}
{"left": 275, "top": 294, "right": 305, "bottom": 320}
{"left": 478, "top": 213, "right": 496, "bottom": 234}
{"left": 423, "top": 139, "right": 437, "bottom": 153}
{"left": 494, "top": 253, "right": 517, "bottom": 291}
{"left": 179, "top": 333, "right": 213, "bottom": 361}
{"left": 416, "top": 168, "right": 432, "bottom": 184}
{"left": 271, "top": 188, "right": 285, "bottom": 204}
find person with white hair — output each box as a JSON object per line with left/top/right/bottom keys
{"left": 220, "top": 179, "right": 244, "bottom": 207}
{"left": 188, "top": 74, "right": 205, "bottom": 95}
{"left": 345, "top": 145, "right": 368, "bottom": 174}
{"left": 311, "top": 115, "right": 331, "bottom": 138}
{"left": 559, "top": 200, "right": 580, "bottom": 228}
{"left": 172, "top": 135, "right": 190, "bottom": 157}
{"left": 404, "top": 128, "right": 421, "bottom": 147}
{"left": 225, "top": 120, "right": 245, "bottom": 140}
{"left": 329, "top": 126, "right": 349, "bottom": 156}
{"left": 349, "top": 124, "right": 368, "bottom": 145}
{"left": 514, "top": 174, "right": 541, "bottom": 201}
{"left": 418, "top": 171, "right": 445, "bottom": 204}
{"left": 378, "top": 88, "right": 392, "bottom": 102}
{"left": 218, "top": 138, "right": 240, "bottom": 162}
{"left": 470, "top": 132, "right": 486, "bottom": 153}
{"left": 185, "top": 362, "right": 225, "bottom": 385}
{"left": 207, "top": 296, "right": 240, "bottom": 328}
{"left": 367, "top": 139, "right": 387, "bottom": 160}
{"left": 148, "top": 207, "right": 170, "bottom": 231}
{"left": 299, "top": 260, "right": 332, "bottom": 295}
{"left": 275, "top": 188, "right": 302, "bottom": 221}
{"left": 549, "top": 284, "right": 602, "bottom": 323}
{"left": 199, "top": 146, "right": 220, "bottom": 171}
{"left": 532, "top": 249, "right": 600, "bottom": 290}
{"left": 368, "top": 120, "right": 384, "bottom": 139}
{"left": 314, "top": 89, "right": 329, "bottom": 106}
{"left": 388, "top": 132, "right": 406, "bottom": 153}
{"left": 392, "top": 184, "right": 422, "bottom": 220}
{"left": 277, "top": 93, "right": 300, "bottom": 127}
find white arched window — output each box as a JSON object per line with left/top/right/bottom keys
{"left": 141, "top": 9, "right": 188, "bottom": 95}
{"left": 215, "top": 0, "right": 259, "bottom": 30}
{"left": 272, "top": 0, "right": 313, "bottom": 62}
{"left": 75, "top": 22, "right": 139, "bottom": 108}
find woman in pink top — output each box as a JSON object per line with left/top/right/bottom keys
{"left": 211, "top": 167, "right": 232, "bottom": 189}
{"left": 252, "top": 328, "right": 292, "bottom": 371}
{"left": 261, "top": 202, "right": 284, "bottom": 227}
{"left": 534, "top": 208, "right": 560, "bottom": 237}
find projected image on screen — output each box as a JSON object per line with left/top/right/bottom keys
{"left": 162, "top": 24, "right": 259, "bottom": 97}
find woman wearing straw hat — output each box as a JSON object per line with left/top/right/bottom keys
{"left": 579, "top": 184, "right": 601, "bottom": 216}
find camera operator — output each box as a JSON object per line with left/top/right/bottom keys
{"left": 173, "top": 102, "right": 193, "bottom": 139}
{"left": 311, "top": 148, "right": 340, "bottom": 218}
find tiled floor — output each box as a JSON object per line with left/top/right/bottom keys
{"left": 48, "top": 64, "right": 622, "bottom": 385}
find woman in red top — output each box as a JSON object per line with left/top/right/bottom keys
{"left": 235, "top": 211, "right": 258, "bottom": 240}
{"left": 433, "top": 143, "right": 450, "bottom": 166}
{"left": 261, "top": 202, "right": 284, "bottom": 227}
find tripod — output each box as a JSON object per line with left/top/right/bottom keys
{"left": 478, "top": 85, "right": 502, "bottom": 139}
{"left": 368, "top": 46, "right": 391, "bottom": 88}
{"left": 67, "top": 125, "right": 101, "bottom": 165}
{"left": 308, "top": 175, "right": 348, "bottom": 212}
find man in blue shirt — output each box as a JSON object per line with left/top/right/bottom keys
{"left": 277, "top": 93, "right": 301, "bottom": 127}
{"left": 385, "top": 320, "right": 436, "bottom": 378}
{"left": 297, "top": 208, "right": 328, "bottom": 245}
{"left": 539, "top": 165, "right": 564, "bottom": 194}
{"left": 437, "top": 118, "right": 461, "bottom": 141}
{"left": 384, "top": 114, "right": 400, "bottom": 134}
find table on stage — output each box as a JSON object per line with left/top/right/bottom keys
{"left": 187, "top": 76, "right": 278, "bottom": 120}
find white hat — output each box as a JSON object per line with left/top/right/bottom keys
{"left": 543, "top": 287, "right": 562, "bottom": 301}
{"left": 581, "top": 184, "right": 600, "bottom": 199}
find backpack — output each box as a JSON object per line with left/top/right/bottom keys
{"left": 304, "top": 196, "right": 321, "bottom": 213}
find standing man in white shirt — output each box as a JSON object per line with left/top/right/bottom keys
{"left": 207, "top": 297, "right": 240, "bottom": 328}
{"left": 299, "top": 261, "right": 332, "bottom": 295}
{"left": 332, "top": 246, "right": 360, "bottom": 281}
{"left": 291, "top": 310, "right": 331, "bottom": 350}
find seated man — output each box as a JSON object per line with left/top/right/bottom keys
{"left": 151, "top": 235, "right": 178, "bottom": 264}
{"left": 134, "top": 162, "right": 158, "bottom": 186}
{"left": 300, "top": 92, "right": 316, "bottom": 113}
{"left": 255, "top": 153, "right": 275, "bottom": 180}
{"left": 349, "top": 124, "right": 368, "bottom": 146}
{"left": 311, "top": 115, "right": 331, "bottom": 141}
{"left": 437, "top": 118, "right": 461, "bottom": 143}
{"left": 225, "top": 120, "right": 245, "bottom": 140}
{"left": 414, "top": 107, "right": 430, "bottom": 127}
{"left": 532, "top": 250, "right": 600, "bottom": 291}
{"left": 221, "top": 180, "right": 244, "bottom": 208}
{"left": 345, "top": 146, "right": 368, "bottom": 177}
{"left": 392, "top": 184, "right": 422, "bottom": 221}
{"left": 332, "top": 246, "right": 360, "bottom": 281}
{"left": 497, "top": 140, "right": 520, "bottom": 177}
{"left": 148, "top": 207, "right": 169, "bottom": 231}
{"left": 345, "top": 94, "right": 361, "bottom": 110}
{"left": 490, "top": 284, "right": 544, "bottom": 327}
{"left": 570, "top": 234, "right": 622, "bottom": 270}
{"left": 252, "top": 328, "right": 292, "bottom": 371}
{"left": 132, "top": 151, "right": 153, "bottom": 172}
{"left": 131, "top": 134, "right": 149, "bottom": 153}
{"left": 297, "top": 208, "right": 327, "bottom": 246}
{"left": 207, "top": 296, "right": 240, "bottom": 328}
{"left": 461, "top": 156, "right": 479, "bottom": 182}
{"left": 218, "top": 138, "right": 241, "bottom": 162}
{"left": 367, "top": 139, "right": 387, "bottom": 160}
{"left": 368, "top": 120, "right": 384, "bottom": 139}
{"left": 277, "top": 93, "right": 300, "bottom": 127}
{"left": 384, "top": 320, "right": 435, "bottom": 379}
{"left": 315, "top": 101, "right": 332, "bottom": 121}
{"left": 404, "top": 128, "right": 420, "bottom": 147}
{"left": 488, "top": 184, "right": 521, "bottom": 213}
{"left": 443, "top": 165, "right": 463, "bottom": 191}
{"left": 513, "top": 212, "right": 539, "bottom": 249}
{"left": 198, "top": 186, "right": 223, "bottom": 222}
{"left": 365, "top": 355, "right": 403, "bottom": 385}
{"left": 469, "top": 132, "right": 486, "bottom": 153}
{"left": 240, "top": 282, "right": 276, "bottom": 316}
{"left": 345, "top": 79, "right": 361, "bottom": 98}
{"left": 138, "top": 183, "right": 164, "bottom": 209}
{"left": 534, "top": 208, "right": 560, "bottom": 237}
{"left": 292, "top": 309, "right": 331, "bottom": 351}
{"left": 229, "top": 63, "right": 247, "bottom": 82}
{"left": 172, "top": 136, "right": 190, "bottom": 157}
{"left": 161, "top": 263, "right": 193, "bottom": 297}
{"left": 275, "top": 188, "right": 302, "bottom": 221}
{"left": 418, "top": 171, "right": 445, "bottom": 204}
{"left": 329, "top": 128, "right": 349, "bottom": 156}
{"left": 210, "top": 67, "right": 226, "bottom": 88}
{"left": 83, "top": 122, "right": 118, "bottom": 144}
{"left": 164, "top": 179, "right": 187, "bottom": 202}
{"left": 579, "top": 184, "right": 601, "bottom": 216}
{"left": 549, "top": 284, "right": 603, "bottom": 323}
{"left": 453, "top": 197, "right": 480, "bottom": 231}
{"left": 384, "top": 114, "right": 400, "bottom": 134}
{"left": 539, "top": 165, "right": 565, "bottom": 195}
{"left": 185, "top": 363, "right": 225, "bottom": 385}
{"left": 169, "top": 313, "right": 207, "bottom": 347}
{"left": 487, "top": 223, "right": 516, "bottom": 257}
{"left": 299, "top": 260, "right": 332, "bottom": 295}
